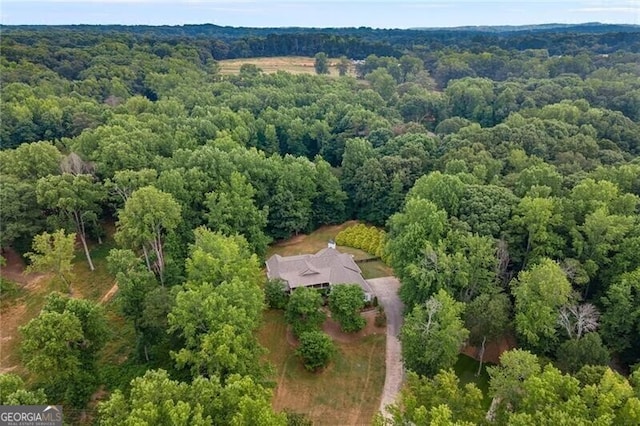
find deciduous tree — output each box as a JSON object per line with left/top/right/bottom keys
{"left": 115, "top": 186, "right": 181, "bottom": 285}
{"left": 387, "top": 370, "right": 484, "bottom": 425}
{"left": 0, "top": 373, "right": 47, "bottom": 405}
{"left": 204, "top": 171, "right": 270, "bottom": 257}
{"left": 285, "top": 287, "right": 325, "bottom": 337}
{"left": 328, "top": 284, "right": 365, "bottom": 333}
{"left": 511, "top": 258, "right": 572, "bottom": 352}
{"left": 464, "top": 292, "right": 511, "bottom": 374}
{"left": 487, "top": 349, "right": 541, "bottom": 420}
{"left": 25, "top": 229, "right": 76, "bottom": 290}
{"left": 296, "top": 331, "right": 336, "bottom": 371}
{"left": 98, "top": 369, "right": 286, "bottom": 426}
{"left": 314, "top": 52, "right": 329, "bottom": 75}
{"left": 36, "top": 173, "right": 105, "bottom": 271}
{"left": 401, "top": 289, "right": 469, "bottom": 376}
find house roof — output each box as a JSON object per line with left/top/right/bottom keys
{"left": 266, "top": 247, "right": 373, "bottom": 294}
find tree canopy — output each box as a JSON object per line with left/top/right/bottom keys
{"left": 2, "top": 22, "right": 640, "bottom": 423}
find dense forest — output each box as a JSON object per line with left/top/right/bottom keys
{"left": 1, "top": 23, "right": 640, "bottom": 425}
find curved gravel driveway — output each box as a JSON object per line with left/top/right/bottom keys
{"left": 366, "top": 277, "right": 404, "bottom": 419}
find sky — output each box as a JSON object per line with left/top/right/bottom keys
{"left": 1, "top": 0, "right": 639, "bottom": 28}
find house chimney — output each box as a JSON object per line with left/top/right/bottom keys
{"left": 328, "top": 239, "right": 336, "bottom": 249}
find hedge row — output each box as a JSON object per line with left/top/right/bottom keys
{"left": 335, "top": 224, "right": 385, "bottom": 257}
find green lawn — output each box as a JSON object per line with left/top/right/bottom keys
{"left": 359, "top": 260, "right": 393, "bottom": 279}
{"left": 267, "top": 222, "right": 358, "bottom": 258}
{"left": 257, "top": 310, "right": 386, "bottom": 425}
{"left": 267, "top": 222, "right": 394, "bottom": 280}
{"left": 454, "top": 354, "right": 493, "bottom": 408}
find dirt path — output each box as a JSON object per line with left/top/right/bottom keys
{"left": 0, "top": 264, "right": 51, "bottom": 374}
{"left": 1, "top": 248, "right": 45, "bottom": 285}
{"left": 366, "top": 277, "right": 404, "bottom": 419}
{"left": 99, "top": 282, "right": 119, "bottom": 304}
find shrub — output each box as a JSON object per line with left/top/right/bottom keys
{"left": 375, "top": 306, "right": 387, "bottom": 327}
{"left": 335, "top": 224, "right": 386, "bottom": 257}
{"left": 265, "top": 279, "right": 289, "bottom": 310}
{"left": 296, "top": 331, "right": 336, "bottom": 371}
{"left": 0, "top": 278, "right": 21, "bottom": 302}
{"left": 284, "top": 410, "right": 313, "bottom": 426}
{"left": 285, "top": 287, "right": 325, "bottom": 337}
{"left": 328, "top": 284, "right": 366, "bottom": 333}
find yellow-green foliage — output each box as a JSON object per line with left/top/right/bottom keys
{"left": 335, "top": 224, "right": 386, "bottom": 257}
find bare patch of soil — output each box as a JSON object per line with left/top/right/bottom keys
{"left": 462, "top": 334, "right": 518, "bottom": 364}
{"left": 1, "top": 248, "right": 44, "bottom": 285}
{"left": 0, "top": 274, "right": 48, "bottom": 373}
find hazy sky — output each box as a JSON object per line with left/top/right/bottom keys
{"left": 2, "top": 0, "right": 639, "bottom": 28}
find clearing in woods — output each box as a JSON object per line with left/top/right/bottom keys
{"left": 267, "top": 221, "right": 393, "bottom": 280}
{"left": 218, "top": 56, "right": 356, "bottom": 77}
{"left": 261, "top": 222, "right": 394, "bottom": 424}
{"left": 258, "top": 309, "right": 386, "bottom": 425}
{"left": 0, "top": 234, "right": 130, "bottom": 376}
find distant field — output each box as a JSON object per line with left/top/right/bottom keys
{"left": 218, "top": 56, "right": 356, "bottom": 77}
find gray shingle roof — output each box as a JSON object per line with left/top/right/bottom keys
{"left": 266, "top": 248, "right": 372, "bottom": 294}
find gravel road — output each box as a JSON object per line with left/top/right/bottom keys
{"left": 366, "top": 277, "right": 404, "bottom": 419}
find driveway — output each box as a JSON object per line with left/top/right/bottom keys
{"left": 366, "top": 277, "right": 404, "bottom": 419}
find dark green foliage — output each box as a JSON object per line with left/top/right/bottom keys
{"left": 328, "top": 284, "right": 366, "bottom": 333}
{"left": 285, "top": 287, "right": 326, "bottom": 337}
{"left": 556, "top": 333, "right": 610, "bottom": 374}
{"left": 458, "top": 184, "right": 519, "bottom": 238}
{"left": 337, "top": 56, "right": 350, "bottom": 77}
{"left": 295, "top": 331, "right": 336, "bottom": 372}
{"left": 374, "top": 306, "right": 387, "bottom": 327}
{"left": 205, "top": 171, "right": 270, "bottom": 257}
{"left": 0, "top": 277, "right": 22, "bottom": 302}
{"left": 285, "top": 411, "right": 313, "bottom": 426}
{"left": 265, "top": 279, "right": 289, "bottom": 310}
{"left": 465, "top": 292, "right": 511, "bottom": 347}
{"left": 314, "top": 52, "right": 330, "bottom": 75}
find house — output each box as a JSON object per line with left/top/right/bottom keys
{"left": 266, "top": 242, "right": 374, "bottom": 300}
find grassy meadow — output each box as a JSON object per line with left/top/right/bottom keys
{"left": 218, "top": 56, "right": 357, "bottom": 77}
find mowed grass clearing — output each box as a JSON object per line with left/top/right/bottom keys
{"left": 218, "top": 56, "right": 357, "bottom": 77}
{"left": 267, "top": 222, "right": 393, "bottom": 279}
{"left": 258, "top": 310, "right": 386, "bottom": 425}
